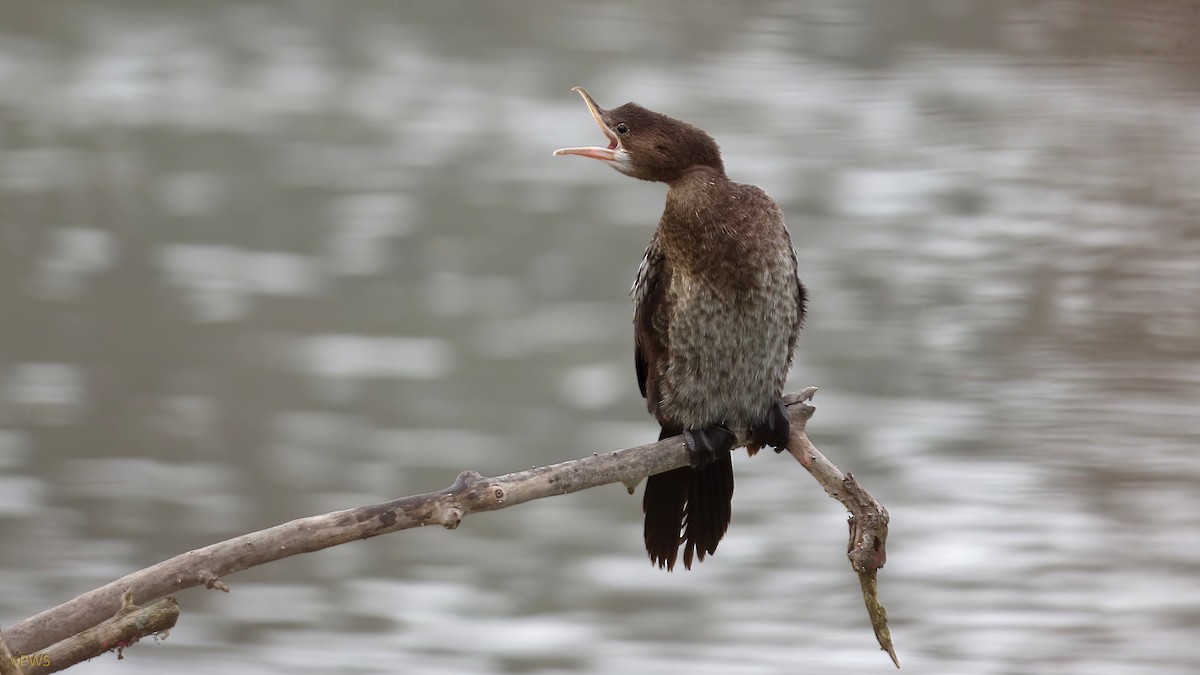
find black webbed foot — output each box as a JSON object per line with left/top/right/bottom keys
{"left": 751, "top": 398, "right": 791, "bottom": 453}
{"left": 683, "top": 426, "right": 736, "bottom": 469}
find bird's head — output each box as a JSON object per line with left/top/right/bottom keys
{"left": 553, "top": 87, "right": 724, "bottom": 183}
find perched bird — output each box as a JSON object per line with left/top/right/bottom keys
{"left": 554, "top": 88, "right": 806, "bottom": 570}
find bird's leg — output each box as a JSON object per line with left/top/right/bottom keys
{"left": 750, "top": 398, "right": 791, "bottom": 453}
{"left": 683, "top": 426, "right": 736, "bottom": 469}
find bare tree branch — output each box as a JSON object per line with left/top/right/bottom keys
{"left": 25, "top": 592, "right": 178, "bottom": 675}
{"left": 4, "top": 387, "right": 895, "bottom": 667}
{"left": 0, "top": 631, "right": 25, "bottom": 675}
{"left": 782, "top": 389, "right": 898, "bottom": 667}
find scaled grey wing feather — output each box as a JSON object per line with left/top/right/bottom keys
{"left": 632, "top": 236, "right": 669, "bottom": 403}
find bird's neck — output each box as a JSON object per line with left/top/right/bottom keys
{"left": 665, "top": 164, "right": 727, "bottom": 193}
{"left": 666, "top": 164, "right": 727, "bottom": 218}
{"left": 658, "top": 167, "right": 747, "bottom": 276}
{"left": 662, "top": 165, "right": 731, "bottom": 235}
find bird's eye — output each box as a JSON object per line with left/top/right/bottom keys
{"left": 615, "top": 123, "right": 630, "bottom": 134}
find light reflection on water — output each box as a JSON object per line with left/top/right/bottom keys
{"left": 1, "top": 3, "right": 1199, "bottom": 674}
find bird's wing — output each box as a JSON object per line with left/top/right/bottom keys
{"left": 788, "top": 245, "right": 807, "bottom": 358}
{"left": 632, "top": 235, "right": 669, "bottom": 401}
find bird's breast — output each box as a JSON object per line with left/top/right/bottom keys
{"left": 655, "top": 263, "right": 797, "bottom": 431}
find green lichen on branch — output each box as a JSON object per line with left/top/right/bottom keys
{"left": 860, "top": 569, "right": 899, "bottom": 667}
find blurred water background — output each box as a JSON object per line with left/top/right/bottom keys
{"left": 1, "top": 1, "right": 1199, "bottom": 673}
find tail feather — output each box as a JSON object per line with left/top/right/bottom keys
{"left": 682, "top": 451, "right": 734, "bottom": 569}
{"left": 644, "top": 467, "right": 689, "bottom": 570}
{"left": 643, "top": 426, "right": 734, "bottom": 571}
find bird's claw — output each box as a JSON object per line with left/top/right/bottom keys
{"left": 683, "top": 426, "right": 736, "bottom": 469}
{"left": 750, "top": 398, "right": 791, "bottom": 453}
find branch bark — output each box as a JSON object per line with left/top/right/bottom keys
{"left": 25, "top": 592, "right": 178, "bottom": 675}
{"left": 4, "top": 387, "right": 895, "bottom": 667}
{"left": 782, "top": 389, "right": 898, "bottom": 667}
{"left": 0, "top": 631, "right": 25, "bottom": 675}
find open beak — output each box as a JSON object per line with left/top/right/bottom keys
{"left": 553, "top": 87, "right": 620, "bottom": 161}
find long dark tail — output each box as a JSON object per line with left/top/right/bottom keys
{"left": 643, "top": 425, "right": 735, "bottom": 571}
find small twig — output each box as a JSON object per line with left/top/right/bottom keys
{"left": 197, "top": 570, "right": 230, "bottom": 593}
{"left": 22, "top": 593, "right": 178, "bottom": 675}
{"left": 783, "top": 388, "right": 898, "bottom": 668}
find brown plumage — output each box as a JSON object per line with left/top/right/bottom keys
{"left": 555, "top": 88, "right": 806, "bottom": 571}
